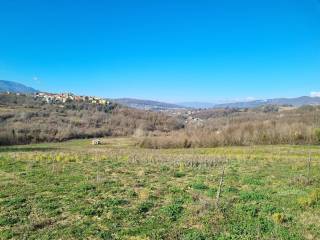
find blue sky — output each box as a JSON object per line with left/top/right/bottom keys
{"left": 0, "top": 0, "right": 320, "bottom": 103}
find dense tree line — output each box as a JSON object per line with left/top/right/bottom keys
{"left": 140, "top": 105, "right": 320, "bottom": 148}
{"left": 2, "top": 94, "right": 320, "bottom": 147}
{"left": 0, "top": 94, "right": 184, "bottom": 145}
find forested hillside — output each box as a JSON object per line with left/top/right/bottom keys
{"left": 0, "top": 93, "right": 184, "bottom": 145}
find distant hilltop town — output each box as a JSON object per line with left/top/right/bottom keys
{"left": 34, "top": 92, "right": 110, "bottom": 105}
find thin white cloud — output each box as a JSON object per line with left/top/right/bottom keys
{"left": 33, "top": 76, "right": 40, "bottom": 81}
{"left": 310, "top": 92, "right": 320, "bottom": 97}
{"left": 245, "top": 97, "right": 256, "bottom": 102}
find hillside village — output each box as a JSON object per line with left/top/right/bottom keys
{"left": 34, "top": 92, "right": 110, "bottom": 105}
{"left": 2, "top": 90, "right": 110, "bottom": 105}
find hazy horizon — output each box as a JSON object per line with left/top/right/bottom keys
{"left": 2, "top": 79, "right": 320, "bottom": 106}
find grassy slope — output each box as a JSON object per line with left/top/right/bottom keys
{"left": 1, "top": 138, "right": 320, "bottom": 239}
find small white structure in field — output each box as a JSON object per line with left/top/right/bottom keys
{"left": 92, "top": 139, "right": 102, "bottom": 145}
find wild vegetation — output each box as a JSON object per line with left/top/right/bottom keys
{"left": 140, "top": 106, "right": 320, "bottom": 148}
{"left": 0, "top": 94, "right": 183, "bottom": 146}
{"left": 1, "top": 138, "right": 320, "bottom": 239}
{"left": 2, "top": 93, "right": 320, "bottom": 148}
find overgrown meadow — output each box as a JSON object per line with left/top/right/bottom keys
{"left": 1, "top": 138, "right": 320, "bottom": 239}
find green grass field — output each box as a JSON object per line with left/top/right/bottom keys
{"left": 1, "top": 138, "right": 320, "bottom": 239}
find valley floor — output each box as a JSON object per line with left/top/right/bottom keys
{"left": 1, "top": 138, "right": 320, "bottom": 239}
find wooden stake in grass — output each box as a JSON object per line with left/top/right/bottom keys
{"left": 215, "top": 161, "right": 226, "bottom": 210}
{"left": 307, "top": 150, "right": 312, "bottom": 184}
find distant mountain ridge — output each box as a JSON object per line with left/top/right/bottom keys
{"left": 114, "top": 98, "right": 186, "bottom": 110}
{"left": 106, "top": 96, "right": 320, "bottom": 110}
{"left": 212, "top": 96, "right": 320, "bottom": 109}
{"left": 0, "top": 80, "right": 38, "bottom": 94}
{"left": 178, "top": 102, "right": 217, "bottom": 109}
{"left": 2, "top": 80, "right": 320, "bottom": 110}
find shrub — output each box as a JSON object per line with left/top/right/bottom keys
{"left": 83, "top": 207, "right": 103, "bottom": 217}
{"left": 173, "top": 172, "right": 186, "bottom": 178}
{"left": 272, "top": 213, "right": 285, "bottom": 224}
{"left": 239, "top": 191, "right": 266, "bottom": 201}
{"left": 138, "top": 201, "right": 154, "bottom": 214}
{"left": 0, "top": 215, "right": 19, "bottom": 226}
{"left": 191, "top": 182, "right": 209, "bottom": 190}
{"left": 162, "top": 203, "right": 183, "bottom": 221}
{"left": 297, "top": 189, "right": 320, "bottom": 207}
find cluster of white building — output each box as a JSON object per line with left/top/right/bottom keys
{"left": 34, "top": 92, "right": 109, "bottom": 105}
